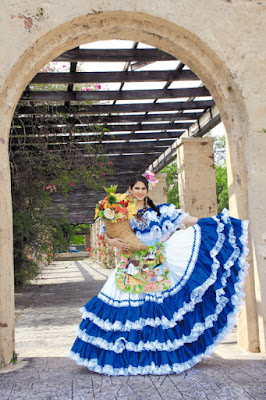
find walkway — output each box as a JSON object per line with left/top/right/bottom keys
{"left": 0, "top": 260, "right": 265, "bottom": 400}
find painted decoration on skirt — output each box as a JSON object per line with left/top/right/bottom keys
{"left": 115, "top": 244, "right": 171, "bottom": 293}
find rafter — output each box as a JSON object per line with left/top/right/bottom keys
{"left": 20, "top": 87, "right": 210, "bottom": 102}
{"left": 13, "top": 112, "right": 202, "bottom": 127}
{"left": 30, "top": 70, "right": 199, "bottom": 84}
{"left": 54, "top": 48, "right": 176, "bottom": 62}
{"left": 15, "top": 100, "right": 214, "bottom": 116}
{"left": 12, "top": 122, "right": 191, "bottom": 135}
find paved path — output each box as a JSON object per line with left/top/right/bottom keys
{"left": 0, "top": 260, "right": 266, "bottom": 400}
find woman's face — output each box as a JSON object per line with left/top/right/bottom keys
{"left": 129, "top": 181, "right": 148, "bottom": 201}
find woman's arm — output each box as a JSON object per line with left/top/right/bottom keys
{"left": 182, "top": 215, "right": 199, "bottom": 226}
{"left": 102, "top": 232, "right": 130, "bottom": 251}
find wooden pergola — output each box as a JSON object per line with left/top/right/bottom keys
{"left": 11, "top": 42, "right": 220, "bottom": 223}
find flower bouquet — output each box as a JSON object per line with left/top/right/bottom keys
{"left": 94, "top": 185, "right": 148, "bottom": 252}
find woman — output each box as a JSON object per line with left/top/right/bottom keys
{"left": 68, "top": 174, "right": 249, "bottom": 375}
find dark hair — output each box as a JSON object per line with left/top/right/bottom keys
{"left": 129, "top": 174, "right": 161, "bottom": 216}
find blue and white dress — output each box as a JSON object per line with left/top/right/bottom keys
{"left": 68, "top": 205, "right": 249, "bottom": 375}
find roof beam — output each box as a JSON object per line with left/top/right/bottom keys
{"left": 10, "top": 131, "right": 184, "bottom": 142}
{"left": 13, "top": 112, "right": 202, "bottom": 126}
{"left": 20, "top": 87, "right": 210, "bottom": 102}
{"left": 12, "top": 122, "right": 191, "bottom": 135}
{"left": 15, "top": 100, "right": 214, "bottom": 116}
{"left": 54, "top": 49, "right": 176, "bottom": 62}
{"left": 30, "top": 70, "right": 199, "bottom": 84}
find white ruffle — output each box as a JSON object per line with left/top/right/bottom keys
{"left": 75, "top": 294, "right": 230, "bottom": 353}
{"left": 67, "top": 274, "right": 247, "bottom": 376}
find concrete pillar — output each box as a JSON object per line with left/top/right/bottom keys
{"left": 148, "top": 173, "right": 167, "bottom": 205}
{"left": 84, "top": 234, "right": 90, "bottom": 249}
{"left": 0, "top": 146, "right": 15, "bottom": 367}
{"left": 176, "top": 137, "right": 217, "bottom": 218}
{"left": 226, "top": 134, "right": 260, "bottom": 352}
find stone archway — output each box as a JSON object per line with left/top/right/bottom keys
{"left": 1, "top": 3, "right": 265, "bottom": 366}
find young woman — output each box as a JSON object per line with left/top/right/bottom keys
{"left": 68, "top": 174, "right": 249, "bottom": 375}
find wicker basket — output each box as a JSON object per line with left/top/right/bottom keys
{"left": 105, "top": 219, "right": 148, "bottom": 252}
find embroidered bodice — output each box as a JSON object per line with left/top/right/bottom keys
{"left": 129, "top": 204, "right": 188, "bottom": 246}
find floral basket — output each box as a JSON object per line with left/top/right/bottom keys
{"left": 95, "top": 185, "right": 148, "bottom": 252}
{"left": 104, "top": 219, "right": 148, "bottom": 252}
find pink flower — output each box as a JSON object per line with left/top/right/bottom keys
{"left": 70, "top": 182, "right": 75, "bottom": 187}
{"left": 144, "top": 284, "right": 151, "bottom": 292}
{"left": 62, "top": 65, "right": 66, "bottom": 68}
{"left": 109, "top": 161, "right": 113, "bottom": 166}
{"left": 165, "top": 279, "right": 171, "bottom": 286}
{"left": 102, "top": 172, "right": 105, "bottom": 176}
{"left": 98, "top": 163, "right": 102, "bottom": 167}
{"left": 158, "top": 284, "right": 164, "bottom": 290}
{"left": 151, "top": 283, "right": 157, "bottom": 291}
{"left": 96, "top": 84, "right": 101, "bottom": 90}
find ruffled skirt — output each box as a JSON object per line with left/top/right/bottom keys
{"left": 68, "top": 209, "right": 249, "bottom": 375}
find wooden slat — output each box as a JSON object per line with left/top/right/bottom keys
{"left": 30, "top": 70, "right": 199, "bottom": 84}
{"left": 54, "top": 49, "right": 176, "bottom": 62}
{"left": 20, "top": 87, "right": 210, "bottom": 102}
{"left": 12, "top": 122, "right": 191, "bottom": 134}
{"left": 11, "top": 140, "right": 173, "bottom": 151}
{"left": 10, "top": 131, "right": 184, "bottom": 142}
{"left": 15, "top": 100, "right": 215, "bottom": 115}
{"left": 13, "top": 112, "right": 201, "bottom": 126}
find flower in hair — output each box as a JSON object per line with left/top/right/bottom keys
{"left": 143, "top": 170, "right": 158, "bottom": 190}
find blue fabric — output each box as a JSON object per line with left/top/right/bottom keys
{"left": 130, "top": 204, "right": 185, "bottom": 246}
{"left": 68, "top": 209, "right": 249, "bottom": 376}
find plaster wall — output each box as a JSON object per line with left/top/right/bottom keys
{"left": 0, "top": 0, "right": 265, "bottom": 364}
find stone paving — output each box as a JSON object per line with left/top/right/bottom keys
{"left": 0, "top": 260, "right": 266, "bottom": 400}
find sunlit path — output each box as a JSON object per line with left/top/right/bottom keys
{"left": 14, "top": 260, "right": 112, "bottom": 358}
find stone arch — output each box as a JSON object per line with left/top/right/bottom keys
{"left": 0, "top": 10, "right": 261, "bottom": 366}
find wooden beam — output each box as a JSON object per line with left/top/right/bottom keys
{"left": 15, "top": 100, "right": 215, "bottom": 116}
{"left": 20, "top": 87, "right": 210, "bottom": 102}
{"left": 54, "top": 49, "right": 176, "bottom": 62}
{"left": 11, "top": 140, "right": 173, "bottom": 151}
{"left": 10, "top": 131, "right": 184, "bottom": 142}
{"left": 13, "top": 112, "right": 201, "bottom": 126}
{"left": 9, "top": 143, "right": 164, "bottom": 155}
{"left": 30, "top": 70, "right": 199, "bottom": 84}
{"left": 12, "top": 122, "right": 192, "bottom": 134}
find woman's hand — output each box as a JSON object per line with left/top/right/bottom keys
{"left": 109, "top": 238, "right": 130, "bottom": 251}
{"left": 182, "top": 215, "right": 199, "bottom": 226}
{"left": 103, "top": 233, "right": 130, "bottom": 251}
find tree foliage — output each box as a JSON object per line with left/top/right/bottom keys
{"left": 161, "top": 163, "right": 179, "bottom": 208}
{"left": 10, "top": 61, "right": 111, "bottom": 286}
